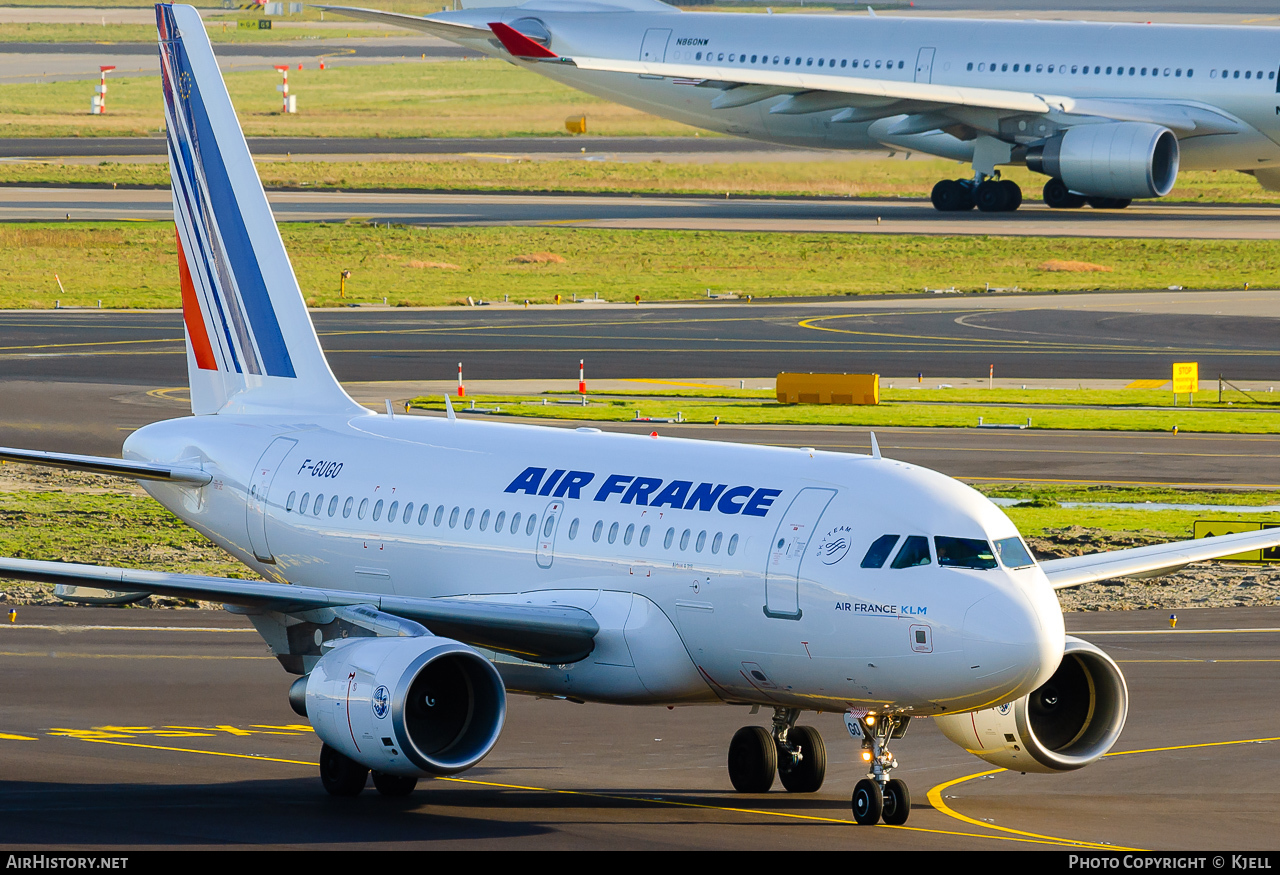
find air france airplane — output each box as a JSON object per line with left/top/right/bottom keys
{"left": 4, "top": 3, "right": 1280, "bottom": 825}
{"left": 325, "top": 0, "right": 1280, "bottom": 213}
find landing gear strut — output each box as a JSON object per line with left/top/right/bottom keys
{"left": 931, "top": 176, "right": 1022, "bottom": 213}
{"left": 847, "top": 713, "right": 912, "bottom": 825}
{"left": 727, "top": 708, "right": 827, "bottom": 793}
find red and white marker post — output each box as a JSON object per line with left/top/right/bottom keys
{"left": 274, "top": 65, "right": 296, "bottom": 113}
{"left": 578, "top": 359, "right": 586, "bottom": 394}
{"left": 457, "top": 362, "right": 465, "bottom": 398}
{"left": 91, "top": 65, "right": 116, "bottom": 115}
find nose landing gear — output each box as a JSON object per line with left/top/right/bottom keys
{"left": 727, "top": 707, "right": 827, "bottom": 793}
{"left": 847, "top": 713, "right": 912, "bottom": 825}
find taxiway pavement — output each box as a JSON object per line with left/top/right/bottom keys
{"left": 1, "top": 605, "right": 1276, "bottom": 849}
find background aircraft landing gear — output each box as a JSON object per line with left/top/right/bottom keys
{"left": 847, "top": 714, "right": 912, "bottom": 825}
{"left": 932, "top": 177, "right": 1020, "bottom": 212}
{"left": 930, "top": 179, "right": 975, "bottom": 212}
{"left": 727, "top": 709, "right": 827, "bottom": 792}
{"left": 1043, "top": 177, "right": 1087, "bottom": 209}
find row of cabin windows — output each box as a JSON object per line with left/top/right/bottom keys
{"left": 284, "top": 491, "right": 740, "bottom": 555}
{"left": 689, "top": 50, "right": 905, "bottom": 71}
{"left": 967, "top": 61, "right": 1199, "bottom": 78}
{"left": 569, "top": 517, "right": 740, "bottom": 555}
{"left": 968, "top": 61, "right": 1277, "bottom": 83}
{"left": 288, "top": 490, "right": 540, "bottom": 535}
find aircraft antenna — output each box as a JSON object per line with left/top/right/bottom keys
{"left": 444, "top": 395, "right": 457, "bottom": 422}
{"left": 869, "top": 431, "right": 881, "bottom": 459}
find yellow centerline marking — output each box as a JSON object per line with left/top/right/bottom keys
{"left": 1075, "top": 628, "right": 1280, "bottom": 635}
{"left": 63, "top": 737, "right": 1097, "bottom": 846}
{"left": 0, "top": 650, "right": 272, "bottom": 660}
{"left": 930, "top": 735, "right": 1280, "bottom": 847}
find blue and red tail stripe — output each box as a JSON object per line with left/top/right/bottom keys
{"left": 157, "top": 3, "right": 295, "bottom": 379}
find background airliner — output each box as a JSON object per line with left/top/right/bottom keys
{"left": 3, "top": 3, "right": 1279, "bottom": 825}
{"left": 323, "top": 0, "right": 1280, "bottom": 212}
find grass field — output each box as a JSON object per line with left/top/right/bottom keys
{"left": 407, "top": 394, "right": 1280, "bottom": 434}
{"left": 6, "top": 221, "right": 1279, "bottom": 309}
{"left": 0, "top": 58, "right": 694, "bottom": 139}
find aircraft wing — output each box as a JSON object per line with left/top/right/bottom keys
{"left": 0, "top": 556, "right": 599, "bottom": 663}
{"left": 312, "top": 5, "right": 491, "bottom": 41}
{"left": 1040, "top": 527, "right": 1280, "bottom": 590}
{"left": 482, "top": 24, "right": 1243, "bottom": 134}
{"left": 0, "top": 446, "right": 212, "bottom": 485}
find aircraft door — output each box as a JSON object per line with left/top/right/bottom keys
{"left": 246, "top": 437, "right": 297, "bottom": 563}
{"left": 536, "top": 499, "right": 564, "bottom": 568}
{"left": 914, "top": 47, "right": 936, "bottom": 83}
{"left": 639, "top": 28, "right": 672, "bottom": 63}
{"left": 764, "top": 487, "right": 837, "bottom": 619}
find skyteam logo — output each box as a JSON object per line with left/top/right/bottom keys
{"left": 372, "top": 685, "right": 390, "bottom": 719}
{"left": 816, "top": 525, "right": 853, "bottom": 565}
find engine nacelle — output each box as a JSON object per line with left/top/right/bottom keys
{"left": 935, "top": 636, "right": 1127, "bottom": 774}
{"left": 304, "top": 636, "right": 506, "bottom": 777}
{"left": 1026, "top": 122, "right": 1179, "bottom": 199}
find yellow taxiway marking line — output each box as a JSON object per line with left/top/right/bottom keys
{"left": 0, "top": 733, "right": 37, "bottom": 741}
{"left": 927, "top": 770, "right": 1142, "bottom": 851}
{"left": 1075, "top": 628, "right": 1280, "bottom": 635}
{"left": 62, "top": 737, "right": 1092, "bottom": 846}
{"left": 1, "top": 624, "right": 253, "bottom": 633}
{"left": 0, "top": 650, "right": 271, "bottom": 660}
{"left": 929, "top": 735, "right": 1280, "bottom": 847}
{"left": 623, "top": 378, "right": 735, "bottom": 389}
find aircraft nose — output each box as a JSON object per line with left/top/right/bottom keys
{"left": 961, "top": 584, "right": 1062, "bottom": 697}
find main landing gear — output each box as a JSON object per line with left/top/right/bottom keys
{"left": 727, "top": 707, "right": 827, "bottom": 794}
{"left": 848, "top": 713, "right": 912, "bottom": 826}
{"left": 1042, "top": 178, "right": 1131, "bottom": 210}
{"left": 931, "top": 177, "right": 1023, "bottom": 213}
{"left": 319, "top": 743, "right": 419, "bottom": 798}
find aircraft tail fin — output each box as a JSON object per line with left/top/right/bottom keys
{"left": 156, "top": 4, "right": 364, "bottom": 417}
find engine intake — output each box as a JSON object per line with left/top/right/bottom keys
{"left": 304, "top": 636, "right": 506, "bottom": 777}
{"left": 935, "top": 636, "right": 1128, "bottom": 773}
{"left": 1026, "top": 122, "right": 1179, "bottom": 199}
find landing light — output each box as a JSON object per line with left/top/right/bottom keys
{"left": 861, "top": 751, "right": 872, "bottom": 762}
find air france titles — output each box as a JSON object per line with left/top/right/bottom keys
{"left": 505, "top": 467, "right": 782, "bottom": 517}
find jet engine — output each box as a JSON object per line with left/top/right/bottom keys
{"left": 935, "top": 636, "right": 1127, "bottom": 773}
{"left": 1026, "top": 122, "right": 1179, "bottom": 199}
{"left": 299, "top": 636, "right": 506, "bottom": 777}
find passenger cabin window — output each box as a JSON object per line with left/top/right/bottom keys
{"left": 890, "top": 535, "right": 931, "bottom": 569}
{"left": 935, "top": 536, "right": 998, "bottom": 570}
{"left": 861, "top": 534, "right": 901, "bottom": 569}
{"left": 995, "top": 536, "right": 1036, "bottom": 569}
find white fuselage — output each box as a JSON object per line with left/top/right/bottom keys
{"left": 125, "top": 411, "right": 1064, "bottom": 715}
{"left": 438, "top": 8, "right": 1280, "bottom": 170}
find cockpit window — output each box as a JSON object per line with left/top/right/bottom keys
{"left": 994, "top": 536, "right": 1036, "bottom": 569}
{"left": 890, "top": 535, "right": 932, "bottom": 569}
{"left": 860, "top": 534, "right": 900, "bottom": 568}
{"left": 935, "top": 536, "right": 998, "bottom": 570}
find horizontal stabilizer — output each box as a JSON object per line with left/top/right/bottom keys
{"left": 0, "top": 556, "right": 598, "bottom": 664}
{"left": 1041, "top": 526, "right": 1280, "bottom": 589}
{"left": 0, "top": 446, "right": 211, "bottom": 485}
{"left": 311, "top": 5, "right": 491, "bottom": 41}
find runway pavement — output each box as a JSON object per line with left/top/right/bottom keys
{"left": 7, "top": 186, "right": 1279, "bottom": 239}
{"left": 2, "top": 604, "right": 1276, "bottom": 849}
